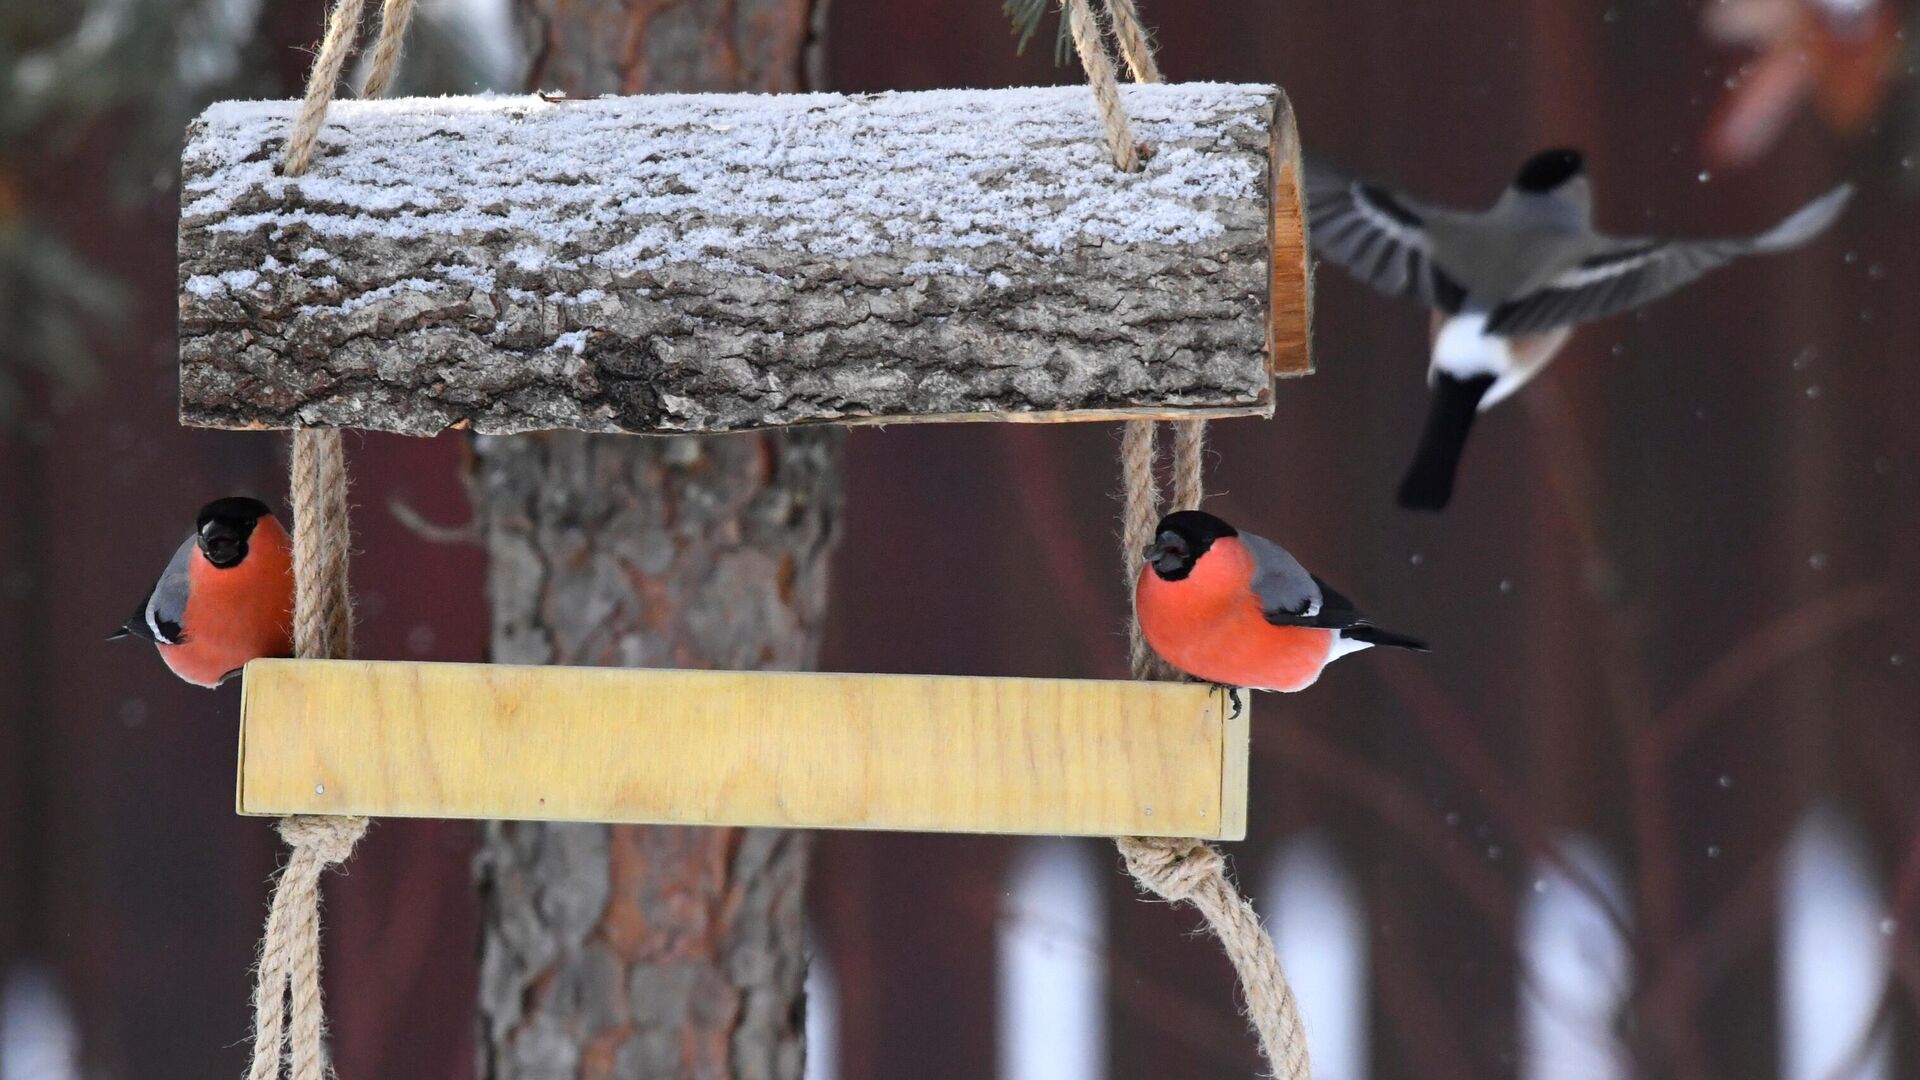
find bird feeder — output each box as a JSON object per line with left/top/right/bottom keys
{"left": 186, "top": 82, "right": 1312, "bottom": 839}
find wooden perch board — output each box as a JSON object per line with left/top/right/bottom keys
{"left": 179, "top": 84, "right": 1309, "bottom": 435}
{"left": 237, "top": 659, "right": 1250, "bottom": 839}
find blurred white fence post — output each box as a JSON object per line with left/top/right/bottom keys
{"left": 1262, "top": 833, "right": 1370, "bottom": 1080}
{"left": 1520, "top": 836, "right": 1631, "bottom": 1080}
{"left": 804, "top": 927, "right": 839, "bottom": 1080}
{"left": 999, "top": 839, "right": 1107, "bottom": 1080}
{"left": 1780, "top": 804, "right": 1891, "bottom": 1080}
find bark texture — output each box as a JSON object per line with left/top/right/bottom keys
{"left": 175, "top": 85, "right": 1290, "bottom": 435}
{"left": 475, "top": 430, "right": 841, "bottom": 1080}
{"left": 473, "top": 3, "right": 838, "bottom": 1078}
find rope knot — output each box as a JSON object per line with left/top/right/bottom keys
{"left": 1118, "top": 835, "right": 1223, "bottom": 903}
{"left": 277, "top": 814, "right": 369, "bottom": 866}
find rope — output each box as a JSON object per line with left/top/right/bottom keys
{"left": 247, "top": 817, "right": 367, "bottom": 1080}
{"left": 280, "top": 0, "right": 415, "bottom": 177}
{"left": 357, "top": 0, "right": 417, "bottom": 99}
{"left": 1059, "top": 0, "right": 1140, "bottom": 171}
{"left": 248, "top": 3, "right": 411, "bottom": 1074}
{"left": 1090, "top": 3, "right": 1311, "bottom": 1076}
{"left": 291, "top": 430, "right": 355, "bottom": 660}
{"left": 1120, "top": 420, "right": 1162, "bottom": 675}
{"left": 1101, "top": 0, "right": 1162, "bottom": 83}
{"left": 1171, "top": 418, "right": 1206, "bottom": 512}
{"left": 246, "top": 431, "right": 370, "bottom": 1080}
{"left": 1116, "top": 838, "right": 1313, "bottom": 1080}
{"left": 280, "top": 0, "right": 367, "bottom": 176}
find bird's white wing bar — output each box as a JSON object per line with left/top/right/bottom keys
{"left": 1304, "top": 156, "right": 1469, "bottom": 313}
{"left": 1485, "top": 183, "right": 1852, "bottom": 335}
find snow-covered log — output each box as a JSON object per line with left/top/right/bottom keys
{"left": 178, "top": 84, "right": 1308, "bottom": 436}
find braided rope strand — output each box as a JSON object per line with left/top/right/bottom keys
{"left": 281, "top": 0, "right": 418, "bottom": 176}
{"left": 280, "top": 0, "right": 370, "bottom": 176}
{"left": 290, "top": 430, "right": 354, "bottom": 660}
{"left": 1101, "top": 0, "right": 1163, "bottom": 83}
{"left": 1059, "top": 0, "right": 1140, "bottom": 171}
{"left": 1120, "top": 420, "right": 1162, "bottom": 676}
{"left": 1170, "top": 419, "right": 1207, "bottom": 512}
{"left": 357, "top": 0, "right": 417, "bottom": 98}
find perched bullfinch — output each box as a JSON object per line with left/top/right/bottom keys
{"left": 1305, "top": 148, "right": 1851, "bottom": 510}
{"left": 110, "top": 497, "right": 294, "bottom": 688}
{"left": 1135, "top": 511, "right": 1426, "bottom": 693}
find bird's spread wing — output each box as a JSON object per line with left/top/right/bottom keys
{"left": 1303, "top": 155, "right": 1470, "bottom": 313}
{"left": 1485, "top": 184, "right": 1852, "bottom": 335}
{"left": 116, "top": 535, "right": 192, "bottom": 644}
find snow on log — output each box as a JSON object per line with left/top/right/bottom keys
{"left": 178, "top": 84, "right": 1308, "bottom": 436}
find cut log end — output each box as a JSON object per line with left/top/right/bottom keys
{"left": 178, "top": 84, "right": 1312, "bottom": 436}
{"left": 1268, "top": 89, "right": 1313, "bottom": 379}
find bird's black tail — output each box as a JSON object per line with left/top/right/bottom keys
{"left": 1397, "top": 372, "right": 1496, "bottom": 511}
{"left": 1345, "top": 624, "right": 1429, "bottom": 652}
{"left": 109, "top": 596, "right": 154, "bottom": 641}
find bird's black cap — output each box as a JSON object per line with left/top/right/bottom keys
{"left": 196, "top": 496, "right": 271, "bottom": 569}
{"left": 197, "top": 496, "right": 272, "bottom": 530}
{"left": 1145, "top": 510, "right": 1239, "bottom": 581}
{"left": 1513, "top": 148, "right": 1585, "bottom": 193}
{"left": 1155, "top": 510, "right": 1237, "bottom": 544}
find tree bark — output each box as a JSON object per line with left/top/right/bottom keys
{"left": 474, "top": 428, "right": 840, "bottom": 1079}
{"left": 473, "top": 3, "right": 837, "bottom": 1078}
{"left": 175, "top": 86, "right": 1296, "bottom": 436}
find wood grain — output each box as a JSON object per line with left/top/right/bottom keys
{"left": 237, "top": 659, "right": 1249, "bottom": 839}
{"left": 1268, "top": 95, "right": 1314, "bottom": 378}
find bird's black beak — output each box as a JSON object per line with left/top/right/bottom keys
{"left": 1142, "top": 533, "right": 1190, "bottom": 577}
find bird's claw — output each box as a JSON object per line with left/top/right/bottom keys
{"left": 1210, "top": 684, "right": 1244, "bottom": 720}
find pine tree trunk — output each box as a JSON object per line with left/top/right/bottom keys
{"left": 474, "top": 4, "right": 836, "bottom": 1078}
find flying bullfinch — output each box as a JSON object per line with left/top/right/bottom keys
{"left": 1305, "top": 147, "right": 1851, "bottom": 510}
{"left": 110, "top": 497, "right": 294, "bottom": 687}
{"left": 1135, "top": 510, "right": 1426, "bottom": 693}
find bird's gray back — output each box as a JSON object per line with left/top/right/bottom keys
{"left": 147, "top": 534, "right": 194, "bottom": 638}
{"left": 1240, "top": 530, "right": 1322, "bottom": 618}
{"left": 1428, "top": 200, "right": 1605, "bottom": 300}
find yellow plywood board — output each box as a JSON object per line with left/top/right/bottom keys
{"left": 237, "top": 660, "right": 1249, "bottom": 840}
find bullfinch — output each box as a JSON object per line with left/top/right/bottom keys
{"left": 1304, "top": 147, "right": 1851, "bottom": 510}
{"left": 110, "top": 497, "right": 294, "bottom": 687}
{"left": 1135, "top": 510, "right": 1426, "bottom": 694}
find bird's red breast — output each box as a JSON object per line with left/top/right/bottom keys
{"left": 1135, "top": 535, "right": 1334, "bottom": 693}
{"left": 158, "top": 515, "right": 295, "bottom": 687}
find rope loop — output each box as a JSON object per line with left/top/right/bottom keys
{"left": 1117, "top": 835, "right": 1224, "bottom": 903}
{"left": 278, "top": 815, "right": 371, "bottom": 866}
